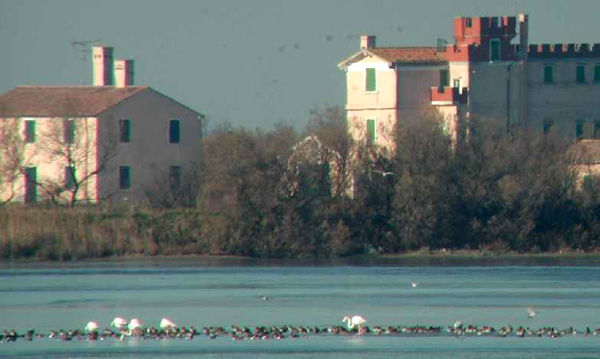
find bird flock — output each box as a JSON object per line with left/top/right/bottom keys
{"left": 2, "top": 315, "right": 600, "bottom": 344}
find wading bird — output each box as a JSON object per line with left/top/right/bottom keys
{"left": 111, "top": 317, "right": 128, "bottom": 329}
{"left": 527, "top": 307, "right": 537, "bottom": 318}
{"left": 342, "top": 315, "right": 367, "bottom": 330}
{"left": 160, "top": 318, "right": 177, "bottom": 330}
{"left": 85, "top": 321, "right": 99, "bottom": 332}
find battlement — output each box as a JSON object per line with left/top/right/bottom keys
{"left": 454, "top": 16, "right": 517, "bottom": 46}
{"left": 528, "top": 43, "right": 600, "bottom": 58}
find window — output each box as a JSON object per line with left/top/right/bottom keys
{"left": 543, "top": 120, "right": 554, "bottom": 134}
{"left": 365, "top": 68, "right": 377, "bottom": 92}
{"left": 576, "top": 64, "right": 586, "bottom": 84}
{"left": 119, "top": 119, "right": 131, "bottom": 143}
{"left": 490, "top": 39, "right": 500, "bottom": 61}
{"left": 170, "top": 166, "right": 182, "bottom": 190}
{"left": 169, "top": 119, "right": 180, "bottom": 144}
{"left": 439, "top": 69, "right": 449, "bottom": 88}
{"left": 119, "top": 166, "right": 131, "bottom": 189}
{"left": 465, "top": 17, "right": 472, "bottom": 28}
{"left": 594, "top": 121, "right": 600, "bottom": 139}
{"left": 543, "top": 64, "right": 554, "bottom": 84}
{"left": 595, "top": 65, "right": 600, "bottom": 83}
{"left": 576, "top": 121, "right": 585, "bottom": 140}
{"left": 24, "top": 167, "right": 37, "bottom": 204}
{"left": 63, "top": 119, "right": 75, "bottom": 144}
{"left": 24, "top": 120, "right": 36, "bottom": 143}
{"left": 64, "top": 166, "right": 75, "bottom": 189}
{"left": 367, "top": 119, "right": 376, "bottom": 145}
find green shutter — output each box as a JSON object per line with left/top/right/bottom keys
{"left": 366, "top": 68, "right": 376, "bottom": 92}
{"left": 440, "top": 70, "right": 449, "bottom": 88}
{"left": 367, "top": 119, "right": 376, "bottom": 144}
{"left": 65, "top": 166, "right": 75, "bottom": 189}
{"left": 119, "top": 119, "right": 131, "bottom": 143}
{"left": 544, "top": 65, "right": 553, "bottom": 83}
{"left": 576, "top": 65, "right": 585, "bottom": 84}
{"left": 169, "top": 120, "right": 180, "bottom": 143}
{"left": 595, "top": 65, "right": 600, "bottom": 83}
{"left": 25, "top": 121, "right": 36, "bottom": 143}
{"left": 25, "top": 167, "right": 37, "bottom": 203}
{"left": 119, "top": 166, "right": 131, "bottom": 189}
{"left": 490, "top": 40, "right": 500, "bottom": 61}
{"left": 576, "top": 121, "right": 584, "bottom": 140}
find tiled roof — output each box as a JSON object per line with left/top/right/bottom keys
{"left": 0, "top": 86, "right": 148, "bottom": 117}
{"left": 369, "top": 47, "right": 445, "bottom": 64}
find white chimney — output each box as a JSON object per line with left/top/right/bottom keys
{"left": 92, "top": 46, "right": 114, "bottom": 86}
{"left": 360, "top": 35, "right": 376, "bottom": 50}
{"left": 114, "top": 59, "right": 134, "bottom": 87}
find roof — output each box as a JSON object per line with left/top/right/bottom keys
{"left": 369, "top": 47, "right": 445, "bottom": 64}
{"left": 0, "top": 86, "right": 148, "bottom": 117}
{"left": 338, "top": 47, "right": 446, "bottom": 69}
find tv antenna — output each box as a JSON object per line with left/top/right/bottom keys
{"left": 71, "top": 39, "right": 101, "bottom": 85}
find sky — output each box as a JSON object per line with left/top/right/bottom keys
{"left": 2, "top": 0, "right": 600, "bottom": 132}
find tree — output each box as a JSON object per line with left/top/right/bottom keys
{"left": 0, "top": 118, "right": 27, "bottom": 205}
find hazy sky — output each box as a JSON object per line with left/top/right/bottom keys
{"left": 2, "top": 0, "right": 600, "bottom": 131}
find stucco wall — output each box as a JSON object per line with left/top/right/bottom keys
{"left": 97, "top": 88, "right": 202, "bottom": 203}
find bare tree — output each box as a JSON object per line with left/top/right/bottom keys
{"left": 0, "top": 117, "right": 27, "bottom": 205}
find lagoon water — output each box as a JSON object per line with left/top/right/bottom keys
{"left": 1, "top": 257, "right": 600, "bottom": 359}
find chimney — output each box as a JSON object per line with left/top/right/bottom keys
{"left": 360, "top": 35, "right": 376, "bottom": 50}
{"left": 114, "top": 59, "right": 134, "bottom": 87}
{"left": 92, "top": 46, "right": 114, "bottom": 86}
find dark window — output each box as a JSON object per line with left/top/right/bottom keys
{"left": 490, "top": 39, "right": 500, "bottom": 61}
{"left": 25, "top": 120, "right": 36, "bottom": 143}
{"left": 465, "top": 17, "right": 472, "bottom": 28}
{"left": 595, "top": 65, "right": 600, "bottom": 83}
{"left": 543, "top": 120, "right": 554, "bottom": 134}
{"left": 576, "top": 64, "right": 586, "bottom": 84}
{"left": 63, "top": 119, "right": 75, "bottom": 144}
{"left": 119, "top": 166, "right": 131, "bottom": 189}
{"left": 119, "top": 119, "right": 131, "bottom": 143}
{"left": 366, "top": 68, "right": 377, "bottom": 92}
{"left": 544, "top": 65, "right": 553, "bottom": 84}
{"left": 576, "top": 121, "right": 585, "bottom": 140}
{"left": 24, "top": 167, "right": 37, "bottom": 203}
{"left": 367, "top": 119, "right": 376, "bottom": 145}
{"left": 594, "top": 122, "right": 600, "bottom": 139}
{"left": 170, "top": 166, "right": 182, "bottom": 190}
{"left": 65, "top": 166, "right": 75, "bottom": 189}
{"left": 169, "top": 119, "right": 180, "bottom": 144}
{"left": 440, "top": 69, "right": 449, "bottom": 88}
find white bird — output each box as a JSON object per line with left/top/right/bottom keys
{"left": 342, "top": 315, "right": 367, "bottom": 330}
{"left": 454, "top": 321, "right": 463, "bottom": 329}
{"left": 160, "top": 318, "right": 177, "bottom": 330}
{"left": 111, "top": 317, "right": 128, "bottom": 329}
{"left": 128, "top": 318, "right": 143, "bottom": 331}
{"left": 527, "top": 307, "right": 537, "bottom": 318}
{"left": 84, "top": 321, "right": 99, "bottom": 332}
{"left": 411, "top": 282, "right": 419, "bottom": 288}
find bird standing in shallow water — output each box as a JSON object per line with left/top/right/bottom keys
{"left": 111, "top": 317, "right": 128, "bottom": 329}
{"left": 342, "top": 315, "right": 367, "bottom": 331}
{"left": 527, "top": 307, "right": 537, "bottom": 318}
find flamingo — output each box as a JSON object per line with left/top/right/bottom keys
{"left": 84, "top": 321, "right": 99, "bottom": 332}
{"left": 128, "top": 318, "right": 143, "bottom": 331}
{"left": 342, "top": 315, "right": 367, "bottom": 330}
{"left": 111, "top": 317, "right": 128, "bottom": 329}
{"left": 160, "top": 318, "right": 177, "bottom": 330}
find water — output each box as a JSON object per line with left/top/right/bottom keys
{"left": 1, "top": 257, "right": 600, "bottom": 358}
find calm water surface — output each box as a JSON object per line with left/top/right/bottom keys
{"left": 1, "top": 257, "right": 600, "bottom": 359}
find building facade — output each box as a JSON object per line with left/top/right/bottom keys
{"left": 0, "top": 47, "right": 203, "bottom": 204}
{"left": 339, "top": 14, "right": 600, "bottom": 151}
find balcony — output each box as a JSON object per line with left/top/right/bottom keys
{"left": 430, "top": 86, "right": 468, "bottom": 105}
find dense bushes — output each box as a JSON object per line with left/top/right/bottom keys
{"left": 2, "top": 109, "right": 600, "bottom": 260}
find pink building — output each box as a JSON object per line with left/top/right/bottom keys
{"left": 0, "top": 47, "right": 203, "bottom": 204}
{"left": 339, "top": 14, "right": 600, "bottom": 151}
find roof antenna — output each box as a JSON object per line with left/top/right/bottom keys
{"left": 71, "top": 39, "right": 101, "bottom": 85}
